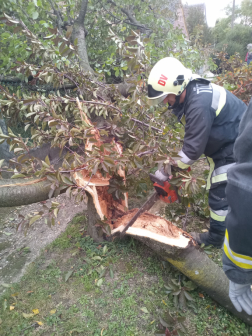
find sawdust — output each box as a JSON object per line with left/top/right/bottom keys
{"left": 113, "top": 209, "right": 182, "bottom": 239}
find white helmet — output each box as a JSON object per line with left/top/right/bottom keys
{"left": 147, "top": 57, "right": 200, "bottom": 106}
{"left": 247, "top": 44, "right": 252, "bottom": 51}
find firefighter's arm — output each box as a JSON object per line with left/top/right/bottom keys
{"left": 177, "top": 97, "right": 215, "bottom": 169}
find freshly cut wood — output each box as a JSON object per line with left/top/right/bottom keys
{"left": 112, "top": 209, "right": 190, "bottom": 248}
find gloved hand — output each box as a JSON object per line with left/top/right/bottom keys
{"left": 154, "top": 168, "right": 170, "bottom": 182}
{"left": 229, "top": 280, "right": 252, "bottom": 315}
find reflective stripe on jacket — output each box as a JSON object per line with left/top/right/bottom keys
{"left": 223, "top": 99, "right": 252, "bottom": 284}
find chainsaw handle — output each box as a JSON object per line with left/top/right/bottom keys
{"left": 149, "top": 173, "right": 165, "bottom": 186}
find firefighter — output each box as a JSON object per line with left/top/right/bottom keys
{"left": 147, "top": 57, "right": 247, "bottom": 248}
{"left": 223, "top": 99, "right": 252, "bottom": 315}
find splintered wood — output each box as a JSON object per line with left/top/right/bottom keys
{"left": 73, "top": 102, "right": 189, "bottom": 248}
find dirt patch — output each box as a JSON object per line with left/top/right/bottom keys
{"left": 0, "top": 194, "right": 86, "bottom": 295}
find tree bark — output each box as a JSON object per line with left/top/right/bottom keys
{"left": 86, "top": 191, "right": 104, "bottom": 243}
{"left": 0, "top": 178, "right": 52, "bottom": 207}
{"left": 0, "top": 118, "right": 14, "bottom": 162}
{"left": 72, "top": 0, "right": 93, "bottom": 73}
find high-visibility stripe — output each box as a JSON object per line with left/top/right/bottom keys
{"left": 212, "top": 173, "right": 227, "bottom": 184}
{"left": 211, "top": 163, "right": 235, "bottom": 184}
{"left": 206, "top": 157, "right": 215, "bottom": 190}
{"left": 211, "top": 84, "right": 227, "bottom": 116}
{"left": 210, "top": 209, "right": 227, "bottom": 222}
{"left": 224, "top": 230, "right": 252, "bottom": 269}
{"left": 212, "top": 163, "right": 236, "bottom": 176}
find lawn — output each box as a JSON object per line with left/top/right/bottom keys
{"left": 0, "top": 213, "right": 251, "bottom": 336}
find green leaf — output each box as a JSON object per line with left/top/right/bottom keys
{"left": 0, "top": 134, "right": 9, "bottom": 139}
{"left": 0, "top": 159, "right": 5, "bottom": 168}
{"left": 65, "top": 270, "right": 74, "bottom": 282}
{"left": 140, "top": 307, "right": 149, "bottom": 314}
{"left": 54, "top": 208, "right": 59, "bottom": 218}
{"left": 109, "top": 265, "right": 114, "bottom": 278}
{"left": 3, "top": 300, "right": 7, "bottom": 311}
{"left": 92, "top": 256, "right": 102, "bottom": 261}
{"left": 177, "top": 316, "right": 186, "bottom": 323}
{"left": 29, "top": 215, "right": 41, "bottom": 226}
{"left": 24, "top": 124, "right": 30, "bottom": 131}
{"left": 173, "top": 290, "right": 181, "bottom": 296}
{"left": 159, "top": 317, "right": 172, "bottom": 328}
{"left": 2, "top": 283, "right": 11, "bottom": 288}
{"left": 14, "top": 148, "right": 24, "bottom": 153}
{"left": 11, "top": 174, "right": 27, "bottom": 179}
{"left": 45, "top": 155, "right": 50, "bottom": 166}
{"left": 102, "top": 245, "right": 108, "bottom": 254}
{"left": 42, "top": 161, "right": 50, "bottom": 168}
{"left": 184, "top": 291, "right": 194, "bottom": 301}
{"left": 3, "top": 232, "right": 13, "bottom": 236}
{"left": 96, "top": 278, "right": 103, "bottom": 287}
{"left": 32, "top": 11, "right": 39, "bottom": 20}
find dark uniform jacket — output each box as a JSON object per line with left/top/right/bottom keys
{"left": 173, "top": 79, "right": 247, "bottom": 180}
{"left": 223, "top": 99, "right": 252, "bottom": 284}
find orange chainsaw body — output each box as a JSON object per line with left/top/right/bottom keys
{"left": 153, "top": 181, "right": 178, "bottom": 204}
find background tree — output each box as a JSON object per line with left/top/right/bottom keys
{"left": 213, "top": 0, "right": 252, "bottom": 60}
{"left": 185, "top": 4, "right": 213, "bottom": 47}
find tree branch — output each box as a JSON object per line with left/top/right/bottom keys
{"left": 76, "top": 0, "right": 89, "bottom": 24}
{"left": 48, "top": 0, "right": 64, "bottom": 33}
{"left": 107, "top": 0, "right": 152, "bottom": 35}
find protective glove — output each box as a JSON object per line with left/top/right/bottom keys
{"left": 154, "top": 168, "right": 170, "bottom": 182}
{"left": 229, "top": 280, "right": 252, "bottom": 315}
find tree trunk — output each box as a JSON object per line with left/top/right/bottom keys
{"left": 72, "top": 23, "right": 93, "bottom": 73}
{"left": 86, "top": 191, "right": 104, "bottom": 243}
{"left": 72, "top": 0, "right": 93, "bottom": 73}
{"left": 111, "top": 206, "right": 252, "bottom": 327}
{"left": 0, "top": 178, "right": 52, "bottom": 207}
{"left": 0, "top": 118, "right": 14, "bottom": 161}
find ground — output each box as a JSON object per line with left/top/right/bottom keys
{"left": 0, "top": 160, "right": 252, "bottom": 335}
{"left": 0, "top": 194, "right": 86, "bottom": 295}
{"left": 0, "top": 214, "right": 251, "bottom": 336}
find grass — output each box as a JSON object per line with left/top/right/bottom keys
{"left": 0, "top": 214, "right": 251, "bottom": 336}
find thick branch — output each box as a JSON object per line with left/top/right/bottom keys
{"left": 107, "top": 1, "right": 152, "bottom": 35}
{"left": 76, "top": 0, "right": 89, "bottom": 24}
{"left": 0, "top": 178, "right": 52, "bottom": 207}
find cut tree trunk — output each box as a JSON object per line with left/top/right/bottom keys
{"left": 79, "top": 173, "right": 252, "bottom": 326}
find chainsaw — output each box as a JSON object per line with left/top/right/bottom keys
{"left": 120, "top": 173, "right": 179, "bottom": 237}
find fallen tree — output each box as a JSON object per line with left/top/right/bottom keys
{"left": 85, "top": 179, "right": 252, "bottom": 326}
{"left": 0, "top": 11, "right": 251, "bottom": 328}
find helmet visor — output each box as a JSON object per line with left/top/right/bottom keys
{"left": 147, "top": 94, "right": 168, "bottom": 106}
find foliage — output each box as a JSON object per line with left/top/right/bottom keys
{"left": 213, "top": 0, "right": 252, "bottom": 59}
{"left": 213, "top": 23, "right": 252, "bottom": 60}
{"left": 214, "top": 51, "right": 252, "bottom": 104}
{"left": 0, "top": 11, "right": 207, "bottom": 231}
{"left": 185, "top": 4, "right": 213, "bottom": 47}
{"left": 225, "top": 0, "right": 252, "bottom": 27}
{"left": 0, "top": 0, "right": 205, "bottom": 78}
